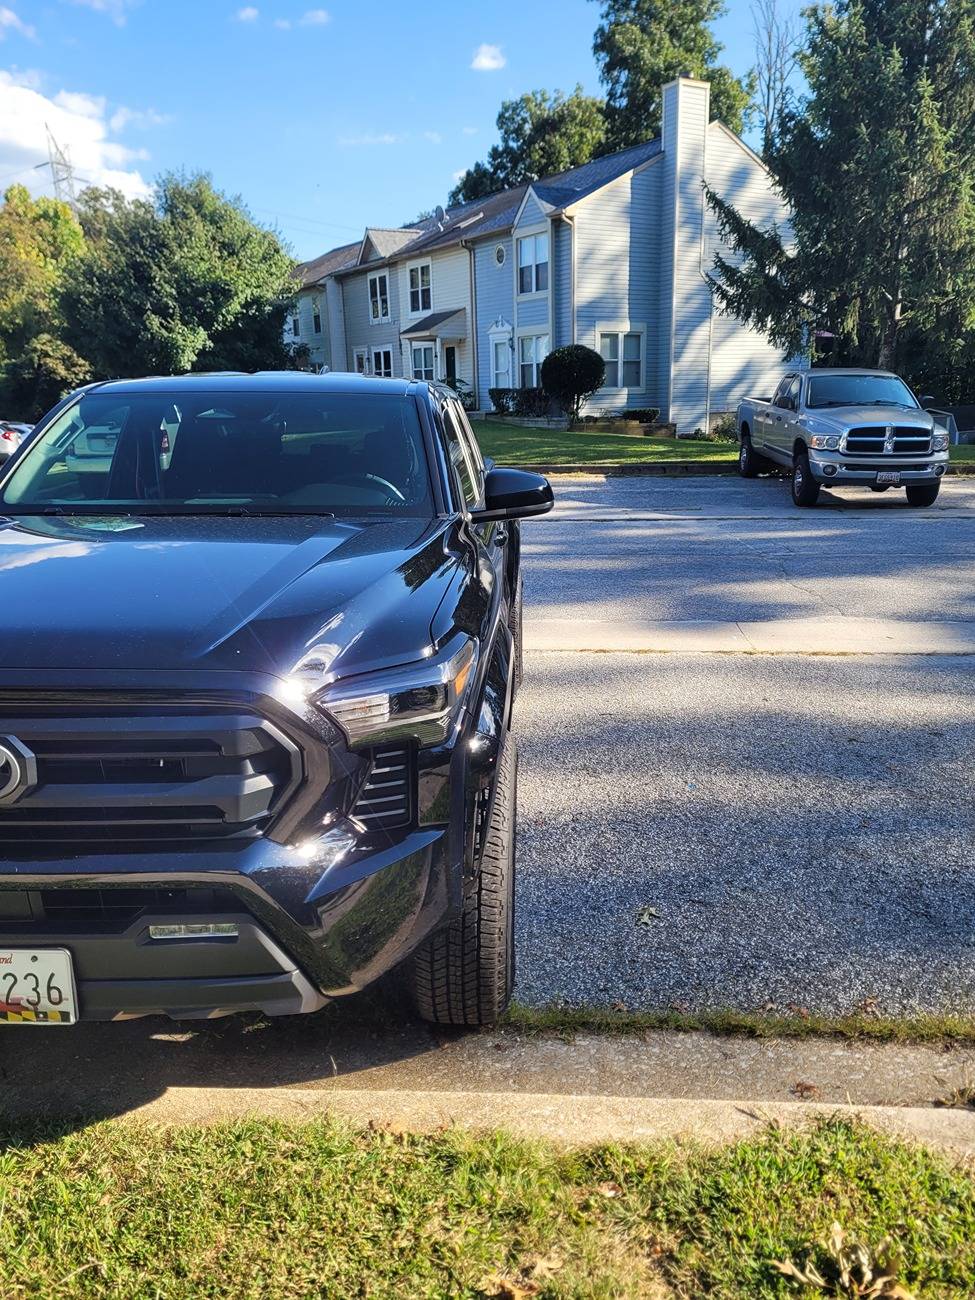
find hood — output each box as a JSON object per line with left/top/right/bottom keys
{"left": 0, "top": 513, "right": 463, "bottom": 679}
{"left": 809, "top": 405, "right": 934, "bottom": 430}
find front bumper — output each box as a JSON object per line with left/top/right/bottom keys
{"left": 808, "top": 449, "right": 950, "bottom": 485}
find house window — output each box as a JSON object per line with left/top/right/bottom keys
{"left": 368, "top": 273, "right": 389, "bottom": 323}
{"left": 412, "top": 343, "right": 435, "bottom": 381}
{"left": 492, "top": 339, "right": 511, "bottom": 388}
{"left": 312, "top": 297, "right": 322, "bottom": 334}
{"left": 409, "top": 262, "right": 431, "bottom": 314}
{"left": 599, "top": 329, "right": 644, "bottom": 389}
{"left": 353, "top": 348, "right": 368, "bottom": 374}
{"left": 372, "top": 348, "right": 393, "bottom": 378}
{"left": 518, "top": 333, "right": 549, "bottom": 388}
{"left": 517, "top": 233, "right": 548, "bottom": 295}
{"left": 291, "top": 310, "right": 300, "bottom": 337}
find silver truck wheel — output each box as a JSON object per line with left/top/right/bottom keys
{"left": 791, "top": 451, "right": 821, "bottom": 507}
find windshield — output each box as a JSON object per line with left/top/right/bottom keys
{"left": 806, "top": 373, "right": 918, "bottom": 410}
{"left": 0, "top": 391, "right": 434, "bottom": 517}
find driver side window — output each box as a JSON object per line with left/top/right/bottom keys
{"left": 776, "top": 376, "right": 799, "bottom": 411}
{"left": 441, "top": 402, "right": 481, "bottom": 510}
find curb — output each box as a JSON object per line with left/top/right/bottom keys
{"left": 510, "top": 461, "right": 975, "bottom": 478}
{"left": 80, "top": 1087, "right": 975, "bottom": 1154}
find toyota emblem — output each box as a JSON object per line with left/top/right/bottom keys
{"left": 0, "top": 738, "right": 38, "bottom": 805}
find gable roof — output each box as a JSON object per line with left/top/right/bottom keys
{"left": 294, "top": 241, "right": 359, "bottom": 288}
{"left": 331, "top": 135, "right": 663, "bottom": 278}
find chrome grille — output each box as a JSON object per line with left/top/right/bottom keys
{"left": 845, "top": 426, "right": 931, "bottom": 456}
{"left": 352, "top": 744, "right": 413, "bottom": 829}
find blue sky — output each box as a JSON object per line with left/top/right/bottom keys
{"left": 0, "top": 0, "right": 798, "bottom": 261}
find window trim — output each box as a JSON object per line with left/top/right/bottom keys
{"left": 367, "top": 271, "right": 390, "bottom": 324}
{"left": 595, "top": 323, "right": 647, "bottom": 392}
{"left": 411, "top": 342, "right": 435, "bottom": 382}
{"left": 372, "top": 348, "right": 393, "bottom": 379}
{"left": 353, "top": 346, "right": 369, "bottom": 374}
{"left": 312, "top": 296, "right": 322, "bottom": 334}
{"left": 406, "top": 259, "right": 432, "bottom": 317}
{"left": 515, "top": 226, "right": 550, "bottom": 299}
{"left": 516, "top": 331, "right": 550, "bottom": 389}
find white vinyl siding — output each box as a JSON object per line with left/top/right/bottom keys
{"left": 368, "top": 272, "right": 389, "bottom": 323}
{"left": 518, "top": 333, "right": 548, "bottom": 387}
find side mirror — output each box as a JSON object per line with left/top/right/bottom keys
{"left": 920, "top": 394, "right": 937, "bottom": 408}
{"left": 471, "top": 467, "right": 554, "bottom": 522}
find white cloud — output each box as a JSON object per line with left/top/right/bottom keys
{"left": 109, "top": 104, "right": 171, "bottom": 132}
{"left": 61, "top": 0, "right": 139, "bottom": 25}
{"left": 0, "top": 70, "right": 151, "bottom": 199}
{"left": 274, "top": 17, "right": 291, "bottom": 27}
{"left": 462, "top": 126, "right": 477, "bottom": 135}
{"left": 471, "top": 43, "right": 505, "bottom": 71}
{"left": 338, "top": 132, "right": 400, "bottom": 147}
{"left": 0, "top": 7, "right": 36, "bottom": 39}
{"left": 299, "top": 8, "right": 329, "bottom": 24}
{"left": 423, "top": 130, "right": 442, "bottom": 145}
{"left": 234, "top": 6, "right": 259, "bottom": 20}
{"left": 452, "top": 169, "right": 467, "bottom": 182}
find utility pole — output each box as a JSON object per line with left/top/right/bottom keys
{"left": 44, "top": 124, "right": 77, "bottom": 206}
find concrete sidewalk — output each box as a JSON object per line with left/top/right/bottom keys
{"left": 7, "top": 1018, "right": 974, "bottom": 1151}
{"left": 526, "top": 616, "right": 975, "bottom": 655}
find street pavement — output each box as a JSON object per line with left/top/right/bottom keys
{"left": 515, "top": 475, "right": 975, "bottom": 1015}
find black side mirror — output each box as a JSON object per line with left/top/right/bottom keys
{"left": 920, "top": 394, "right": 937, "bottom": 407}
{"left": 471, "top": 467, "right": 554, "bottom": 522}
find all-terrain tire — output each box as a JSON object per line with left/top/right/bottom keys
{"left": 412, "top": 741, "right": 517, "bottom": 1027}
{"left": 791, "top": 450, "right": 821, "bottom": 507}
{"left": 738, "top": 432, "right": 761, "bottom": 478}
{"left": 905, "top": 482, "right": 940, "bottom": 508}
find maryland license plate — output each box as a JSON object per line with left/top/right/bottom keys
{"left": 876, "top": 471, "right": 901, "bottom": 485}
{"left": 0, "top": 949, "right": 77, "bottom": 1024}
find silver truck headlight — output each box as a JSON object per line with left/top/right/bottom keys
{"left": 309, "top": 636, "right": 478, "bottom": 748}
{"left": 932, "top": 432, "right": 949, "bottom": 452}
{"left": 809, "top": 434, "right": 841, "bottom": 451}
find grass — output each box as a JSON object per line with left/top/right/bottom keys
{"left": 0, "top": 1116, "right": 972, "bottom": 1298}
{"left": 473, "top": 420, "right": 975, "bottom": 470}
{"left": 504, "top": 1002, "right": 975, "bottom": 1047}
{"left": 474, "top": 418, "right": 737, "bottom": 467}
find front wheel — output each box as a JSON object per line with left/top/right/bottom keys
{"left": 738, "top": 434, "right": 760, "bottom": 478}
{"left": 412, "top": 741, "right": 517, "bottom": 1027}
{"left": 791, "top": 451, "right": 821, "bottom": 507}
{"left": 905, "top": 482, "right": 940, "bottom": 508}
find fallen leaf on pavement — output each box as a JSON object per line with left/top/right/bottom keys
{"left": 636, "top": 907, "right": 661, "bottom": 926}
{"left": 792, "top": 1080, "right": 821, "bottom": 1100}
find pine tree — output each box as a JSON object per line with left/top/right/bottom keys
{"left": 707, "top": 0, "right": 975, "bottom": 386}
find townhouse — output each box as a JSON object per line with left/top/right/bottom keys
{"left": 291, "top": 77, "right": 797, "bottom": 434}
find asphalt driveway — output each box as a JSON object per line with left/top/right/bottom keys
{"left": 515, "top": 475, "right": 975, "bottom": 1015}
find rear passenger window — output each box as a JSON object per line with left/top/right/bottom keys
{"left": 442, "top": 403, "right": 480, "bottom": 509}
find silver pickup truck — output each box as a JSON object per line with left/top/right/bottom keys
{"left": 736, "top": 368, "right": 949, "bottom": 507}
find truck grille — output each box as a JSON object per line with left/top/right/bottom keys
{"left": 845, "top": 426, "right": 931, "bottom": 456}
{"left": 352, "top": 744, "right": 413, "bottom": 830}
{"left": 0, "top": 702, "right": 301, "bottom": 846}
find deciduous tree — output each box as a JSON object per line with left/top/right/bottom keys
{"left": 0, "top": 184, "right": 84, "bottom": 363}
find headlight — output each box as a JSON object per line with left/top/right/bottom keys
{"left": 303, "top": 635, "right": 478, "bottom": 748}
{"left": 932, "top": 432, "right": 949, "bottom": 452}
{"left": 809, "top": 434, "right": 841, "bottom": 451}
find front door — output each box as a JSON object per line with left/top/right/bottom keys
{"left": 444, "top": 345, "right": 457, "bottom": 383}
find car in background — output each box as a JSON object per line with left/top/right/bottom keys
{"left": 736, "top": 369, "right": 949, "bottom": 507}
{"left": 0, "top": 372, "right": 554, "bottom": 1029}
{"left": 0, "top": 421, "right": 32, "bottom": 463}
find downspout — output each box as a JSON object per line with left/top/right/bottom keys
{"left": 698, "top": 168, "right": 713, "bottom": 436}
{"left": 462, "top": 239, "right": 479, "bottom": 409}
{"left": 563, "top": 213, "right": 576, "bottom": 345}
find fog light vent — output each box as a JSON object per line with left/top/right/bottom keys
{"left": 148, "top": 923, "right": 239, "bottom": 941}
{"left": 822, "top": 463, "right": 838, "bottom": 477}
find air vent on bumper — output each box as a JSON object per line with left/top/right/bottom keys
{"left": 352, "top": 744, "right": 413, "bottom": 829}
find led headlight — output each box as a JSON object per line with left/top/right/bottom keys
{"left": 932, "top": 432, "right": 949, "bottom": 452}
{"left": 311, "top": 635, "right": 477, "bottom": 748}
{"left": 809, "top": 434, "right": 841, "bottom": 450}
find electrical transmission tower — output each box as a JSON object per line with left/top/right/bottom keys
{"left": 44, "top": 125, "right": 77, "bottom": 206}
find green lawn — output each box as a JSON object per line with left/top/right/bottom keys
{"left": 473, "top": 420, "right": 975, "bottom": 469}
{"left": 474, "top": 419, "right": 737, "bottom": 467}
{"left": 1, "top": 1116, "right": 973, "bottom": 1297}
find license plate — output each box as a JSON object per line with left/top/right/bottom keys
{"left": 0, "top": 949, "right": 77, "bottom": 1024}
{"left": 876, "top": 471, "right": 901, "bottom": 485}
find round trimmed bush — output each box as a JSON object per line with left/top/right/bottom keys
{"left": 540, "top": 345, "right": 605, "bottom": 421}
